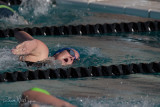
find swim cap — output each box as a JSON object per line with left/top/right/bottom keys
{"left": 31, "top": 87, "right": 50, "bottom": 95}
{"left": 53, "top": 47, "right": 80, "bottom": 59}
{"left": 0, "top": 5, "right": 14, "bottom": 12}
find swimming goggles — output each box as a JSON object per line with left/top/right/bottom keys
{"left": 53, "top": 48, "right": 80, "bottom": 60}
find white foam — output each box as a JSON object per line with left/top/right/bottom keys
{"left": 0, "top": 48, "right": 26, "bottom": 73}
{"left": 2, "top": 12, "right": 28, "bottom": 25}
{"left": 40, "top": 57, "right": 62, "bottom": 70}
{"left": 19, "top": 0, "right": 55, "bottom": 17}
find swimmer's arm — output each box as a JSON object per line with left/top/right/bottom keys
{"left": 22, "top": 90, "right": 76, "bottom": 107}
{"left": 12, "top": 39, "right": 38, "bottom": 55}
{"left": 14, "top": 31, "right": 34, "bottom": 43}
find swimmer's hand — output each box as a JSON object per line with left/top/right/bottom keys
{"left": 12, "top": 39, "right": 38, "bottom": 55}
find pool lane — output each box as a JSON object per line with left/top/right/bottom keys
{"left": 0, "top": 74, "right": 160, "bottom": 106}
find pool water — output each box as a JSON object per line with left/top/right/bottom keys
{"left": 0, "top": 0, "right": 160, "bottom": 107}
{"left": 0, "top": 0, "right": 156, "bottom": 29}
{"left": 0, "top": 74, "right": 160, "bottom": 107}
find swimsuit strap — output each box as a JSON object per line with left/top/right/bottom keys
{"left": 0, "top": 5, "right": 14, "bottom": 12}
{"left": 31, "top": 87, "right": 50, "bottom": 95}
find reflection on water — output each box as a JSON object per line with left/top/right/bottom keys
{"left": 0, "top": 48, "right": 28, "bottom": 72}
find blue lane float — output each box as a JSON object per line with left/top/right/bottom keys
{"left": 0, "top": 62, "right": 160, "bottom": 82}
{"left": 0, "top": 21, "right": 160, "bottom": 37}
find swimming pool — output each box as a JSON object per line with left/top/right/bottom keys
{"left": 0, "top": 0, "right": 160, "bottom": 107}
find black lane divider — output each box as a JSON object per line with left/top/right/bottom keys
{"left": 0, "top": 21, "right": 160, "bottom": 37}
{"left": 0, "top": 62, "right": 160, "bottom": 82}
{"left": 0, "top": 0, "right": 22, "bottom": 5}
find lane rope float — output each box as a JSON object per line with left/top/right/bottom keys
{"left": 0, "top": 62, "right": 160, "bottom": 82}
{"left": 0, "top": 21, "right": 160, "bottom": 37}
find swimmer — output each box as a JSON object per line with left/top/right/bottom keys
{"left": 0, "top": 1, "right": 14, "bottom": 18}
{"left": 0, "top": 1, "right": 28, "bottom": 24}
{"left": 20, "top": 87, "right": 76, "bottom": 107}
{"left": 12, "top": 31, "right": 80, "bottom": 66}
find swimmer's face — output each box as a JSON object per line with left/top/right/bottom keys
{"left": 53, "top": 49, "right": 80, "bottom": 66}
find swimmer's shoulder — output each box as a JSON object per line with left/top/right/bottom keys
{"left": 36, "top": 39, "right": 49, "bottom": 53}
{"left": 31, "top": 39, "right": 49, "bottom": 60}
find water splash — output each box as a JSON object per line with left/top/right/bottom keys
{"left": 16, "top": 0, "right": 93, "bottom": 26}
{"left": 40, "top": 57, "right": 62, "bottom": 70}
{"left": 0, "top": 47, "right": 63, "bottom": 73}
{"left": 19, "top": 0, "right": 55, "bottom": 17}
{"left": 0, "top": 12, "right": 28, "bottom": 29}
{"left": 0, "top": 48, "right": 27, "bottom": 73}
{"left": 2, "top": 12, "right": 28, "bottom": 25}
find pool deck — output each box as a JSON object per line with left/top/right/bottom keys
{"left": 59, "top": 0, "right": 160, "bottom": 19}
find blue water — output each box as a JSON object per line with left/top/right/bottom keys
{"left": 0, "top": 0, "right": 160, "bottom": 107}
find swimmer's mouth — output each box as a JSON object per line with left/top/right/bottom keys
{"left": 64, "top": 58, "right": 68, "bottom": 63}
